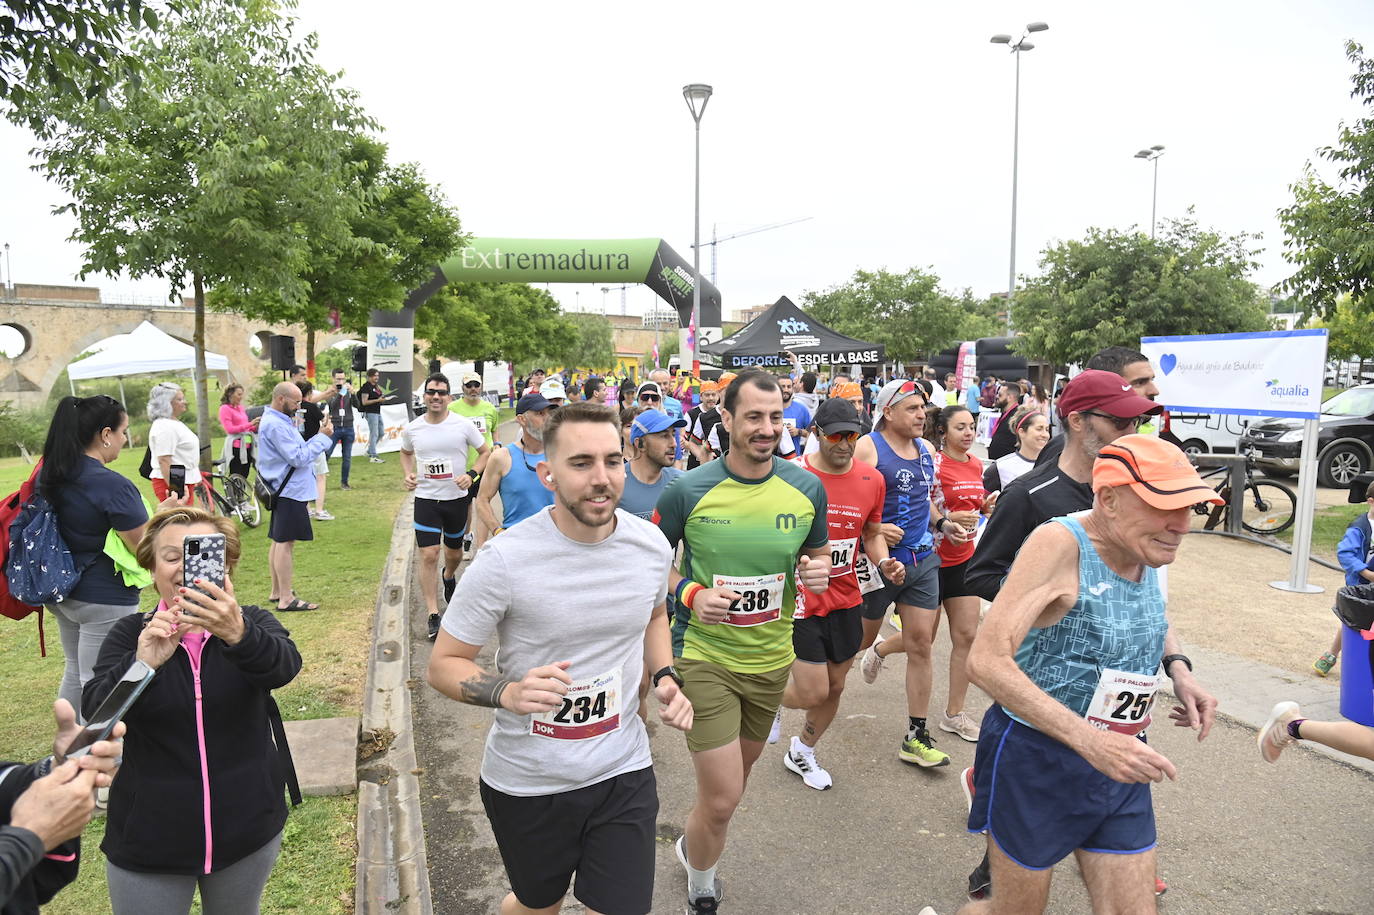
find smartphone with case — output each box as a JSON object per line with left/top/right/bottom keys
{"left": 168, "top": 463, "right": 186, "bottom": 498}
{"left": 183, "top": 533, "right": 227, "bottom": 599}
{"left": 64, "top": 660, "right": 155, "bottom": 759}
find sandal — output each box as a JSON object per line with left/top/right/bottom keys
{"left": 277, "top": 597, "right": 319, "bottom": 612}
{"left": 1313, "top": 651, "right": 1337, "bottom": 677}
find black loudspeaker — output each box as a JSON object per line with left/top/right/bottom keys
{"left": 269, "top": 335, "right": 295, "bottom": 370}
{"left": 351, "top": 345, "right": 367, "bottom": 372}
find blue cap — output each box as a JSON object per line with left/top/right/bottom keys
{"left": 516, "top": 392, "right": 552, "bottom": 414}
{"left": 630, "top": 408, "right": 687, "bottom": 444}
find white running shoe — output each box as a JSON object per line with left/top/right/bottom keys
{"left": 783, "top": 743, "right": 833, "bottom": 790}
{"left": 314, "top": 509, "right": 335, "bottom": 521}
{"left": 860, "top": 643, "right": 885, "bottom": 684}
{"left": 917, "top": 908, "right": 940, "bottom": 915}
{"left": 939, "top": 710, "right": 981, "bottom": 743}
{"left": 1258, "top": 700, "right": 1301, "bottom": 763}
{"left": 767, "top": 708, "right": 782, "bottom": 745}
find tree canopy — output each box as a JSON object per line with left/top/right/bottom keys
{"left": 1279, "top": 40, "right": 1374, "bottom": 321}
{"left": 801, "top": 267, "right": 1000, "bottom": 363}
{"left": 1, "top": 0, "right": 175, "bottom": 132}
{"left": 417, "top": 283, "right": 571, "bottom": 369}
{"left": 1010, "top": 217, "right": 1271, "bottom": 366}
{"left": 27, "top": 0, "right": 374, "bottom": 458}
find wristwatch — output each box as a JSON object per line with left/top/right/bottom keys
{"left": 652, "top": 666, "right": 685, "bottom": 690}
{"left": 1161, "top": 654, "right": 1193, "bottom": 676}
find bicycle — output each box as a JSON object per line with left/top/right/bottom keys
{"left": 1192, "top": 454, "right": 1297, "bottom": 536}
{"left": 198, "top": 458, "right": 263, "bottom": 528}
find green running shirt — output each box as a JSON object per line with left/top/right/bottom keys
{"left": 654, "top": 456, "right": 828, "bottom": 673}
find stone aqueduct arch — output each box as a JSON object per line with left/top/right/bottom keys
{"left": 0, "top": 285, "right": 362, "bottom": 410}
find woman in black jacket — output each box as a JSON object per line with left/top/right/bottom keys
{"left": 83, "top": 506, "right": 301, "bottom": 915}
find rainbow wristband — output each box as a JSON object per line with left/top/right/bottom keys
{"left": 675, "top": 578, "right": 705, "bottom": 612}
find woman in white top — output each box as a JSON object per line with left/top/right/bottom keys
{"left": 982, "top": 407, "right": 1050, "bottom": 493}
{"left": 147, "top": 381, "right": 204, "bottom": 502}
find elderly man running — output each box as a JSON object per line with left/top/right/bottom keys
{"left": 940, "top": 435, "right": 1219, "bottom": 915}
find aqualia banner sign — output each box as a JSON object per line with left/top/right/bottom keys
{"left": 1139, "top": 329, "right": 1328, "bottom": 420}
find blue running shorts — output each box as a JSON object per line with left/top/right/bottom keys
{"left": 967, "top": 705, "right": 1157, "bottom": 870}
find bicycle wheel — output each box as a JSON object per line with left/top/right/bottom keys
{"left": 227, "top": 473, "right": 262, "bottom": 528}
{"left": 1240, "top": 481, "right": 1297, "bottom": 536}
{"left": 195, "top": 480, "right": 219, "bottom": 515}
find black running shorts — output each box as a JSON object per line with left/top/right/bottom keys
{"left": 413, "top": 495, "right": 471, "bottom": 549}
{"left": 792, "top": 605, "right": 863, "bottom": 664}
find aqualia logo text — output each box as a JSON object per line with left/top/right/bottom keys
{"left": 1265, "top": 378, "right": 1310, "bottom": 398}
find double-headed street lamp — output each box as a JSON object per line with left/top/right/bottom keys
{"left": 990, "top": 21, "right": 1049, "bottom": 334}
{"left": 1134, "top": 145, "right": 1166, "bottom": 239}
{"left": 683, "top": 83, "right": 713, "bottom": 376}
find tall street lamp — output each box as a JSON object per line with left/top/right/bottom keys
{"left": 683, "top": 83, "right": 712, "bottom": 376}
{"left": 990, "top": 21, "right": 1049, "bottom": 334}
{"left": 1134, "top": 145, "right": 1166, "bottom": 239}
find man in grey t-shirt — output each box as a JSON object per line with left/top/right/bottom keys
{"left": 427, "top": 402, "right": 693, "bottom": 915}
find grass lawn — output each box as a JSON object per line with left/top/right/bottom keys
{"left": 0, "top": 436, "right": 408, "bottom": 914}
{"left": 1284, "top": 500, "right": 1366, "bottom": 561}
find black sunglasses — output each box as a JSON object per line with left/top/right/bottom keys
{"left": 640, "top": 394, "right": 661, "bottom": 402}
{"left": 463, "top": 381, "right": 481, "bottom": 388}
{"left": 424, "top": 388, "right": 450, "bottom": 397}
{"left": 1082, "top": 411, "right": 1145, "bottom": 432}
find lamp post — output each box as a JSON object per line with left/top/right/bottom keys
{"left": 990, "top": 22, "right": 1049, "bottom": 334}
{"left": 1134, "top": 145, "right": 1166, "bottom": 238}
{"left": 683, "top": 83, "right": 712, "bottom": 376}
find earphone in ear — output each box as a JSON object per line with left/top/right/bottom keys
{"left": 545, "top": 474, "right": 554, "bottom": 483}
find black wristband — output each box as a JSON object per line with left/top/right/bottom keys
{"left": 652, "top": 666, "right": 684, "bottom": 690}
{"left": 1161, "top": 654, "right": 1192, "bottom": 676}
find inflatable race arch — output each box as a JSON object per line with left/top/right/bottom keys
{"left": 366, "top": 237, "right": 722, "bottom": 412}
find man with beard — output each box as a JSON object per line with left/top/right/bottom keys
{"left": 618, "top": 410, "right": 686, "bottom": 521}
{"left": 684, "top": 381, "right": 721, "bottom": 469}
{"left": 852, "top": 380, "right": 952, "bottom": 768}
{"left": 653, "top": 369, "right": 830, "bottom": 913}
{"left": 427, "top": 402, "right": 693, "bottom": 915}
{"left": 770, "top": 397, "right": 904, "bottom": 790}
{"left": 474, "top": 393, "right": 555, "bottom": 539}
{"left": 985, "top": 381, "right": 1024, "bottom": 460}
{"left": 960, "top": 370, "right": 1165, "bottom": 899}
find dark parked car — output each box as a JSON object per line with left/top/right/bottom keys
{"left": 1241, "top": 384, "right": 1374, "bottom": 487}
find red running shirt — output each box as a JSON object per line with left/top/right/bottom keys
{"left": 797, "top": 457, "right": 886, "bottom": 618}
{"left": 933, "top": 451, "right": 986, "bottom": 566}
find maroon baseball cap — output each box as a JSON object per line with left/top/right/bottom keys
{"left": 1056, "top": 370, "right": 1163, "bottom": 420}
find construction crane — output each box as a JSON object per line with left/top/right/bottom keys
{"left": 693, "top": 216, "right": 814, "bottom": 286}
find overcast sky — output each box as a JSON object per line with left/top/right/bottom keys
{"left": 2, "top": 0, "right": 1372, "bottom": 323}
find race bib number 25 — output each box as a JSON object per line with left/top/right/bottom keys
{"left": 1085, "top": 668, "right": 1161, "bottom": 736}
{"left": 530, "top": 669, "right": 622, "bottom": 740}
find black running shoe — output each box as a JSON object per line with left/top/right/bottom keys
{"left": 968, "top": 853, "right": 991, "bottom": 899}
{"left": 442, "top": 576, "right": 457, "bottom": 604}
{"left": 426, "top": 613, "right": 440, "bottom": 641}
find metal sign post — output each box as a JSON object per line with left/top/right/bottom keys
{"left": 1271, "top": 417, "right": 1324, "bottom": 594}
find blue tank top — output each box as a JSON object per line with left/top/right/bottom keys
{"left": 1007, "top": 513, "right": 1167, "bottom": 727}
{"left": 500, "top": 443, "right": 554, "bottom": 528}
{"left": 869, "top": 431, "right": 934, "bottom": 564}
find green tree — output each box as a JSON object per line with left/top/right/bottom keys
{"left": 532, "top": 313, "right": 615, "bottom": 372}
{"left": 1, "top": 0, "right": 175, "bottom": 131}
{"left": 417, "top": 283, "right": 571, "bottom": 369}
{"left": 212, "top": 134, "right": 465, "bottom": 369}
{"left": 1311, "top": 294, "right": 1374, "bottom": 360}
{"left": 1010, "top": 217, "right": 1270, "bottom": 366}
{"left": 802, "top": 267, "right": 994, "bottom": 362}
{"left": 1279, "top": 40, "right": 1374, "bottom": 320}
{"left": 27, "top": 0, "right": 373, "bottom": 467}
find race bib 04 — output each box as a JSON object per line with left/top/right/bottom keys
{"left": 854, "top": 553, "right": 884, "bottom": 596}
{"left": 713, "top": 572, "right": 786, "bottom": 627}
{"left": 828, "top": 537, "right": 857, "bottom": 577}
{"left": 530, "top": 669, "right": 622, "bottom": 740}
{"left": 1085, "top": 667, "right": 1161, "bottom": 736}
{"left": 424, "top": 458, "right": 454, "bottom": 480}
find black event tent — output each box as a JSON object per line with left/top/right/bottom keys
{"left": 702, "top": 296, "right": 885, "bottom": 370}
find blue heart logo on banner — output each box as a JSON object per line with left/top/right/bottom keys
{"left": 1160, "top": 353, "right": 1178, "bottom": 375}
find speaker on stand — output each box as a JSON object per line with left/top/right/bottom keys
{"left": 269, "top": 335, "right": 296, "bottom": 371}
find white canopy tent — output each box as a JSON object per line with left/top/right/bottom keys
{"left": 66, "top": 321, "right": 230, "bottom": 400}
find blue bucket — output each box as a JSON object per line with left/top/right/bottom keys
{"left": 1339, "top": 625, "right": 1374, "bottom": 727}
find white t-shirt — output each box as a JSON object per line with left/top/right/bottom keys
{"left": 443, "top": 507, "right": 672, "bottom": 795}
{"left": 148, "top": 417, "right": 203, "bottom": 482}
{"left": 400, "top": 413, "right": 484, "bottom": 501}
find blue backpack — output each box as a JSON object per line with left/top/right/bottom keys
{"left": 5, "top": 490, "right": 80, "bottom": 606}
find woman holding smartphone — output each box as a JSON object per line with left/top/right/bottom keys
{"left": 83, "top": 506, "right": 302, "bottom": 915}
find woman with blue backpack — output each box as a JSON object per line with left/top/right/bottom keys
{"left": 36, "top": 395, "right": 156, "bottom": 710}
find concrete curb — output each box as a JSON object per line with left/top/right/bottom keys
{"left": 355, "top": 496, "right": 433, "bottom": 914}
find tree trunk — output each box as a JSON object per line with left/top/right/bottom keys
{"left": 193, "top": 272, "right": 212, "bottom": 474}
{"left": 306, "top": 327, "right": 316, "bottom": 381}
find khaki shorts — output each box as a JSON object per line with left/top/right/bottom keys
{"left": 676, "top": 657, "right": 791, "bottom": 753}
